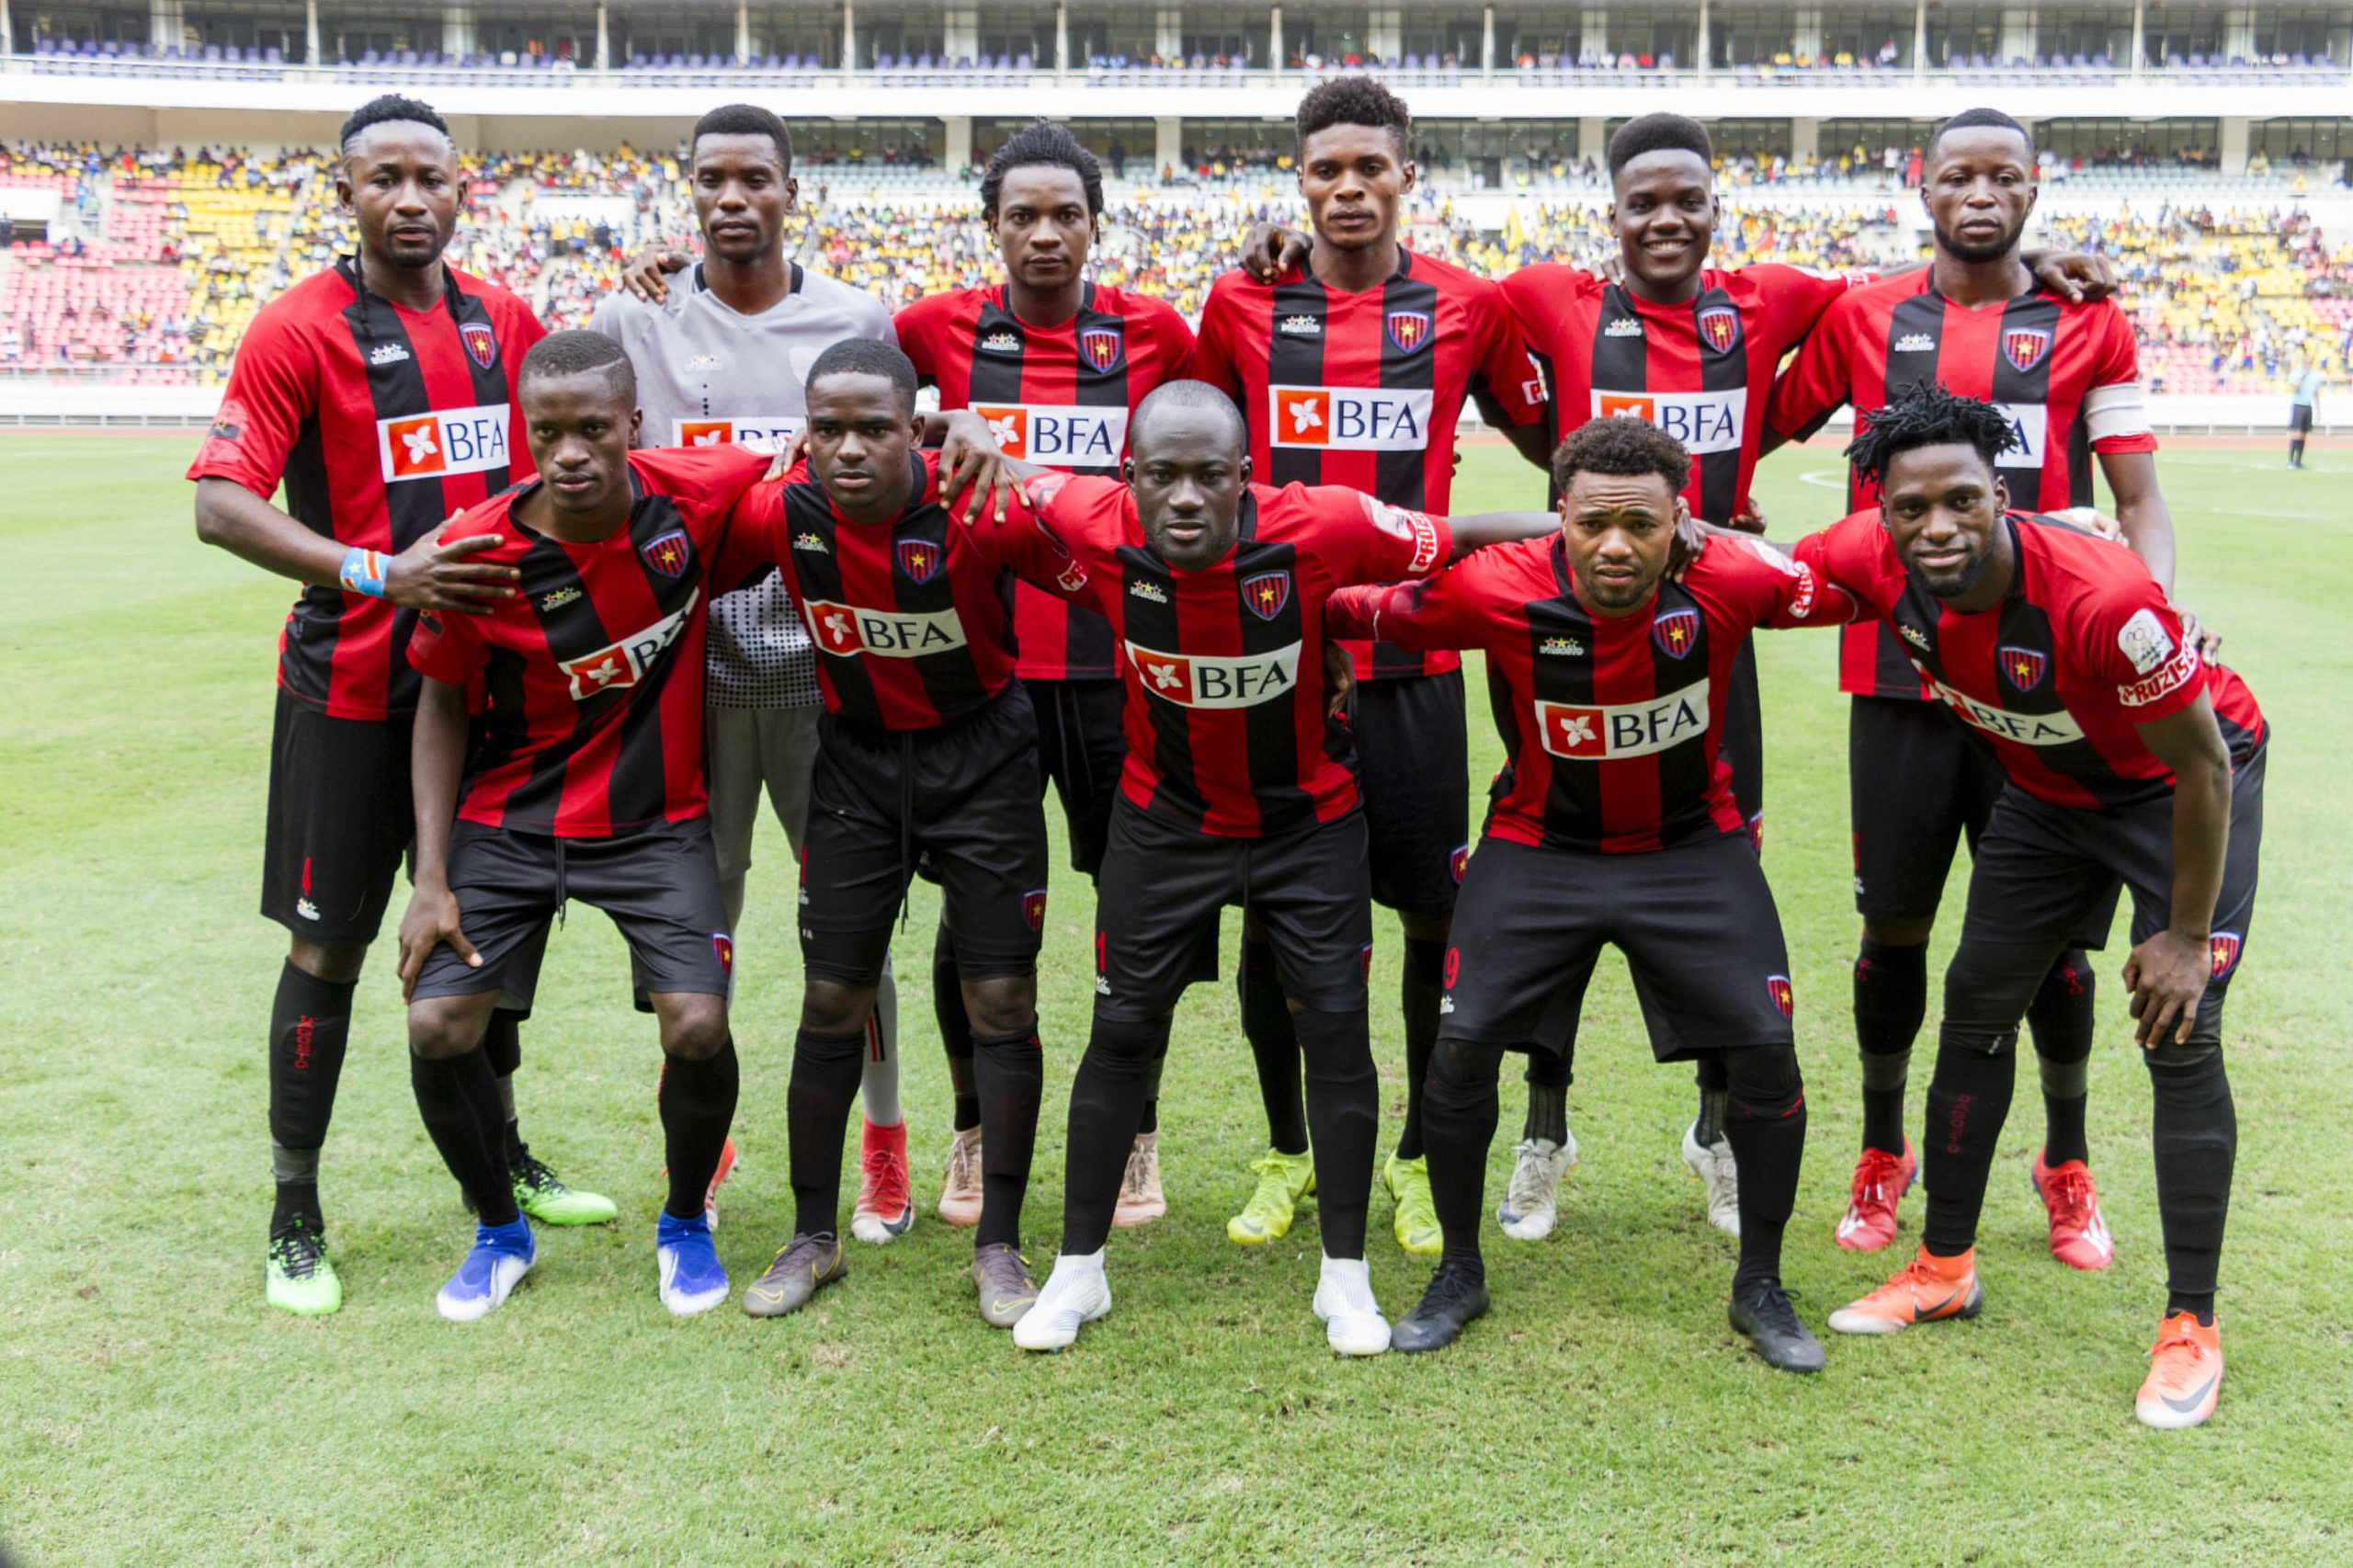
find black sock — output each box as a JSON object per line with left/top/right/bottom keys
{"left": 1060, "top": 1015, "right": 1168, "bottom": 1256}
{"left": 1393, "top": 937, "right": 1447, "bottom": 1162}
{"left": 2148, "top": 1047, "right": 2235, "bottom": 1325}
{"left": 2026, "top": 950, "right": 2095, "bottom": 1167}
{"left": 1521, "top": 1040, "right": 1572, "bottom": 1144}
{"left": 1424, "top": 1038, "right": 1506, "bottom": 1281}
{"left": 481, "top": 1013, "right": 526, "bottom": 1167}
{"left": 1692, "top": 1052, "right": 1729, "bottom": 1146}
{"left": 659, "top": 1039, "right": 739, "bottom": 1221}
{"left": 1138, "top": 1043, "right": 1164, "bottom": 1137}
{"left": 1292, "top": 1007, "right": 1378, "bottom": 1259}
{"left": 1239, "top": 938, "right": 1308, "bottom": 1154}
{"left": 1854, "top": 938, "right": 1928, "bottom": 1155}
{"left": 934, "top": 925, "right": 980, "bottom": 1132}
{"left": 268, "top": 960, "right": 354, "bottom": 1229}
{"left": 1920, "top": 1030, "right": 2018, "bottom": 1257}
{"left": 410, "top": 1048, "right": 517, "bottom": 1226}
{"left": 972, "top": 1024, "right": 1044, "bottom": 1250}
{"left": 1722, "top": 1048, "right": 1807, "bottom": 1290}
{"left": 788, "top": 1027, "right": 865, "bottom": 1240}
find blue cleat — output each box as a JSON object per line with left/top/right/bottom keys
{"left": 436, "top": 1217, "right": 534, "bottom": 1323}
{"left": 656, "top": 1210, "right": 729, "bottom": 1318}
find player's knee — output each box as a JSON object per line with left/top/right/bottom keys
{"left": 290, "top": 939, "right": 367, "bottom": 986}
{"left": 1861, "top": 917, "right": 1934, "bottom": 949}
{"left": 800, "top": 978, "right": 875, "bottom": 1038}
{"left": 1086, "top": 1012, "right": 1169, "bottom": 1068}
{"left": 656, "top": 994, "right": 731, "bottom": 1061}
{"left": 960, "top": 971, "right": 1038, "bottom": 1039}
{"left": 1938, "top": 942, "right": 2050, "bottom": 1051}
{"left": 408, "top": 999, "right": 483, "bottom": 1061}
{"left": 1290, "top": 1008, "right": 1373, "bottom": 1079}
{"left": 1425, "top": 1038, "right": 1506, "bottom": 1108}
{"left": 1722, "top": 1045, "right": 1804, "bottom": 1120}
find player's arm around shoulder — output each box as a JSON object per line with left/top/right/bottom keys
{"left": 1702, "top": 528, "right": 1862, "bottom": 630}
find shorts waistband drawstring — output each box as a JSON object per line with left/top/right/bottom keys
{"left": 552, "top": 836, "right": 569, "bottom": 926}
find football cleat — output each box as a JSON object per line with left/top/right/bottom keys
{"left": 1385, "top": 1153, "right": 1442, "bottom": 1256}
{"left": 2137, "top": 1312, "right": 2223, "bottom": 1430}
{"left": 938, "top": 1127, "right": 984, "bottom": 1227}
{"left": 655, "top": 1210, "right": 730, "bottom": 1317}
{"left": 264, "top": 1219, "right": 343, "bottom": 1316}
{"left": 1014, "top": 1253, "right": 1112, "bottom": 1352}
{"left": 972, "top": 1242, "right": 1039, "bottom": 1328}
{"left": 1827, "top": 1246, "right": 1984, "bottom": 1335}
{"left": 742, "top": 1233, "right": 845, "bottom": 1318}
{"left": 1730, "top": 1279, "right": 1826, "bottom": 1373}
{"left": 850, "top": 1119, "right": 915, "bottom": 1244}
{"left": 512, "top": 1151, "right": 620, "bottom": 1227}
{"left": 435, "top": 1218, "right": 534, "bottom": 1323}
{"left": 1227, "top": 1147, "right": 1316, "bottom": 1245}
{"left": 662, "top": 1136, "right": 738, "bottom": 1232}
{"left": 1834, "top": 1142, "right": 1918, "bottom": 1252}
{"left": 1496, "top": 1132, "right": 1577, "bottom": 1242}
{"left": 1682, "top": 1121, "right": 1741, "bottom": 1236}
{"left": 1312, "top": 1255, "right": 1392, "bottom": 1356}
{"left": 2031, "top": 1152, "right": 2115, "bottom": 1271}
{"left": 1112, "top": 1131, "right": 1167, "bottom": 1227}
{"left": 1392, "top": 1262, "right": 1491, "bottom": 1354}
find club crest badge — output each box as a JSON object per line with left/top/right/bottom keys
{"left": 1999, "top": 644, "right": 2049, "bottom": 691}
{"left": 641, "top": 528, "right": 691, "bottom": 577}
{"left": 2210, "top": 931, "right": 2243, "bottom": 980}
{"left": 2004, "top": 328, "right": 2051, "bottom": 372}
{"left": 460, "top": 321, "right": 498, "bottom": 370}
{"left": 1242, "top": 571, "right": 1292, "bottom": 621}
{"left": 1022, "top": 889, "right": 1049, "bottom": 932}
{"left": 1652, "top": 607, "right": 1700, "bottom": 658}
{"left": 1768, "top": 975, "right": 1795, "bottom": 1018}
{"left": 897, "top": 539, "right": 944, "bottom": 583}
{"left": 1698, "top": 305, "right": 1741, "bottom": 353}
{"left": 1386, "top": 310, "right": 1432, "bottom": 354}
{"left": 1449, "top": 845, "right": 1470, "bottom": 885}
{"left": 1080, "top": 327, "right": 1124, "bottom": 371}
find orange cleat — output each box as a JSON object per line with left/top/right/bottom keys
{"left": 1827, "top": 1245, "right": 1984, "bottom": 1335}
{"left": 2031, "top": 1152, "right": 2115, "bottom": 1270}
{"left": 1834, "top": 1142, "right": 1917, "bottom": 1252}
{"left": 2137, "top": 1312, "right": 2223, "bottom": 1430}
{"left": 851, "top": 1119, "right": 915, "bottom": 1244}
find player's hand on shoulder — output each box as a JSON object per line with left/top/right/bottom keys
{"left": 395, "top": 884, "right": 480, "bottom": 1003}
{"left": 2052, "top": 506, "right": 2126, "bottom": 544}
{"left": 1241, "top": 222, "right": 1313, "bottom": 283}
{"left": 1665, "top": 508, "right": 1715, "bottom": 581}
{"left": 2032, "top": 249, "right": 2120, "bottom": 303}
{"left": 1323, "top": 641, "right": 1355, "bottom": 721}
{"left": 1730, "top": 495, "right": 1769, "bottom": 535}
{"left": 621, "top": 245, "right": 694, "bottom": 304}
{"left": 762, "top": 427, "right": 812, "bottom": 481}
{"left": 384, "top": 512, "right": 517, "bottom": 614}
{"left": 2122, "top": 927, "right": 2210, "bottom": 1049}
{"left": 938, "top": 408, "right": 1017, "bottom": 527}
{"left": 2174, "top": 604, "right": 2223, "bottom": 663}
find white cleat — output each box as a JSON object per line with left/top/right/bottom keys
{"left": 1496, "top": 1131, "right": 1578, "bottom": 1241}
{"left": 1682, "top": 1121, "right": 1741, "bottom": 1237}
{"left": 1313, "top": 1255, "right": 1392, "bottom": 1357}
{"left": 1013, "top": 1252, "right": 1112, "bottom": 1352}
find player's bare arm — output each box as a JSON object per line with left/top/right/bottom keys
{"left": 196, "top": 479, "right": 518, "bottom": 614}
{"left": 395, "top": 674, "right": 482, "bottom": 1002}
{"left": 2123, "top": 694, "right": 2234, "bottom": 1048}
{"left": 2097, "top": 449, "right": 2177, "bottom": 595}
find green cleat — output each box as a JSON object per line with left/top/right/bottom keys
{"left": 1386, "top": 1154, "right": 1443, "bottom": 1256}
{"left": 1226, "top": 1148, "right": 1317, "bottom": 1245}
{"left": 512, "top": 1152, "right": 619, "bottom": 1227}
{"left": 265, "top": 1220, "right": 344, "bottom": 1315}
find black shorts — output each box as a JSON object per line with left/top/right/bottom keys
{"left": 2290, "top": 403, "right": 2315, "bottom": 434}
{"left": 1441, "top": 832, "right": 1796, "bottom": 1062}
{"left": 801, "top": 686, "right": 1049, "bottom": 986}
{"left": 1028, "top": 676, "right": 1126, "bottom": 881}
{"left": 410, "top": 818, "right": 733, "bottom": 1006}
{"left": 1718, "top": 638, "right": 1766, "bottom": 847}
{"left": 1352, "top": 668, "right": 1470, "bottom": 915}
{"left": 261, "top": 688, "right": 412, "bottom": 947}
{"left": 1949, "top": 745, "right": 2267, "bottom": 1047}
{"left": 1096, "top": 801, "right": 1372, "bottom": 1020}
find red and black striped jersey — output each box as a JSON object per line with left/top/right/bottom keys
{"left": 404, "top": 446, "right": 770, "bottom": 837}
{"left": 720, "top": 450, "right": 1088, "bottom": 732}
{"left": 1767, "top": 275, "right": 2158, "bottom": 699}
{"left": 1330, "top": 534, "right": 1854, "bottom": 853}
{"left": 1017, "top": 472, "right": 1453, "bottom": 837}
{"left": 895, "top": 281, "right": 1195, "bottom": 682}
{"left": 188, "top": 258, "right": 546, "bottom": 721}
{"left": 1191, "top": 245, "right": 1545, "bottom": 682}
{"left": 1795, "top": 510, "right": 2263, "bottom": 810}
{"left": 1500, "top": 262, "right": 1868, "bottom": 523}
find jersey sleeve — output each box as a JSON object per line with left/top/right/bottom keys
{"left": 405, "top": 603, "right": 487, "bottom": 687}
{"left": 2084, "top": 308, "right": 2158, "bottom": 454}
{"left": 712, "top": 475, "right": 792, "bottom": 596}
{"left": 187, "top": 301, "right": 316, "bottom": 492}
{"left": 1326, "top": 567, "right": 1482, "bottom": 650}
{"left": 1467, "top": 281, "right": 1547, "bottom": 426}
{"left": 1765, "top": 293, "right": 1858, "bottom": 441}
{"left": 990, "top": 492, "right": 1097, "bottom": 604}
{"left": 1790, "top": 511, "right": 1898, "bottom": 608}
{"left": 1712, "top": 532, "right": 1862, "bottom": 629}
{"left": 639, "top": 445, "right": 774, "bottom": 543}
{"left": 1149, "top": 300, "right": 1199, "bottom": 382}
{"left": 1188, "top": 277, "right": 1246, "bottom": 405}
{"left": 892, "top": 294, "right": 946, "bottom": 386}
{"left": 1313, "top": 487, "right": 1454, "bottom": 584}
{"left": 1746, "top": 262, "right": 1865, "bottom": 350}
{"left": 2081, "top": 578, "right": 2203, "bottom": 721}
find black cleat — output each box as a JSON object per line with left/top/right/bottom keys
{"left": 1730, "top": 1279, "right": 1826, "bottom": 1373}
{"left": 1392, "top": 1262, "right": 1490, "bottom": 1354}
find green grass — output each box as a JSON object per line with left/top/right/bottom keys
{"left": 4, "top": 434, "right": 2349, "bottom": 1565}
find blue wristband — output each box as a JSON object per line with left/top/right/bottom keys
{"left": 338, "top": 546, "right": 387, "bottom": 598}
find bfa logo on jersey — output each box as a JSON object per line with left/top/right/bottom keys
{"left": 2210, "top": 931, "right": 2244, "bottom": 980}
{"left": 1242, "top": 570, "right": 1292, "bottom": 620}
{"left": 460, "top": 321, "right": 498, "bottom": 370}
{"left": 2004, "top": 327, "right": 2052, "bottom": 373}
{"left": 641, "top": 528, "right": 691, "bottom": 577}
{"left": 897, "top": 539, "right": 944, "bottom": 584}
{"left": 1386, "top": 310, "right": 1432, "bottom": 354}
{"left": 1080, "top": 327, "right": 1124, "bottom": 371}
{"left": 1767, "top": 974, "right": 1795, "bottom": 1018}
{"left": 1698, "top": 305, "right": 1742, "bottom": 354}
{"left": 1999, "top": 644, "right": 2049, "bottom": 691}
{"left": 1652, "top": 607, "right": 1700, "bottom": 658}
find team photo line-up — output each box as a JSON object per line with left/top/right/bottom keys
{"left": 188, "top": 75, "right": 2262, "bottom": 1431}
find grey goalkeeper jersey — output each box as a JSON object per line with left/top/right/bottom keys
{"left": 588, "top": 262, "right": 896, "bottom": 708}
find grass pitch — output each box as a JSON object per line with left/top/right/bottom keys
{"left": 3, "top": 435, "right": 2349, "bottom": 1565}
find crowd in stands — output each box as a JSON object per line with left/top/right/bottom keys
{"left": 5, "top": 142, "right": 2350, "bottom": 400}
